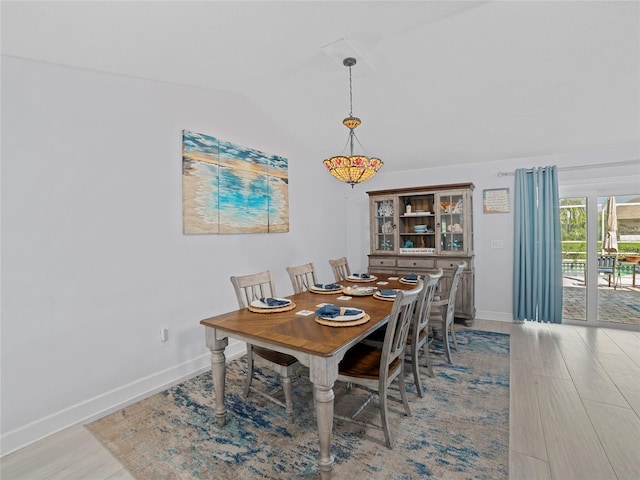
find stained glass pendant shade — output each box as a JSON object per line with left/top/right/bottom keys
{"left": 323, "top": 57, "right": 383, "bottom": 187}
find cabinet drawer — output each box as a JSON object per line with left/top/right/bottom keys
{"left": 436, "top": 258, "right": 460, "bottom": 269}
{"left": 435, "top": 259, "right": 468, "bottom": 270}
{"left": 370, "top": 257, "right": 397, "bottom": 268}
{"left": 397, "top": 258, "right": 435, "bottom": 269}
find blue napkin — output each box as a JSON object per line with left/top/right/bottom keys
{"left": 259, "top": 297, "right": 290, "bottom": 307}
{"left": 403, "top": 274, "right": 418, "bottom": 281}
{"left": 353, "top": 273, "right": 371, "bottom": 279}
{"left": 314, "top": 283, "right": 340, "bottom": 290}
{"left": 316, "top": 304, "right": 362, "bottom": 318}
{"left": 379, "top": 289, "right": 397, "bottom": 296}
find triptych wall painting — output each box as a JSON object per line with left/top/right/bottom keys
{"left": 182, "top": 130, "right": 289, "bottom": 234}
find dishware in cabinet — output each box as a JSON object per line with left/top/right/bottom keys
{"left": 398, "top": 192, "right": 436, "bottom": 251}
{"left": 436, "top": 190, "right": 473, "bottom": 255}
{"left": 370, "top": 195, "right": 397, "bottom": 253}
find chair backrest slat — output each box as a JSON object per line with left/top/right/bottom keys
{"left": 382, "top": 280, "right": 423, "bottom": 369}
{"left": 329, "top": 257, "right": 351, "bottom": 282}
{"left": 413, "top": 269, "right": 443, "bottom": 334}
{"left": 230, "top": 271, "right": 277, "bottom": 309}
{"left": 597, "top": 256, "right": 616, "bottom": 270}
{"left": 286, "top": 262, "right": 318, "bottom": 294}
{"left": 445, "top": 262, "right": 466, "bottom": 323}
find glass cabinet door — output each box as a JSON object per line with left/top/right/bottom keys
{"left": 437, "top": 192, "right": 466, "bottom": 254}
{"left": 372, "top": 197, "right": 396, "bottom": 253}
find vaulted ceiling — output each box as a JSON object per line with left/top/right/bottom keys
{"left": 2, "top": 1, "right": 639, "bottom": 172}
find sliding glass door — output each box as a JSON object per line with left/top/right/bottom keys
{"left": 561, "top": 197, "right": 587, "bottom": 321}
{"left": 561, "top": 191, "right": 640, "bottom": 326}
{"left": 596, "top": 194, "right": 639, "bottom": 325}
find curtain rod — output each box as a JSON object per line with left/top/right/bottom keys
{"left": 497, "top": 159, "right": 640, "bottom": 177}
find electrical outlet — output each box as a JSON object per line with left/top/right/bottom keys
{"left": 490, "top": 240, "right": 504, "bottom": 249}
{"left": 160, "top": 327, "right": 169, "bottom": 344}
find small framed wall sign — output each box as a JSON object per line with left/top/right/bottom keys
{"left": 483, "top": 188, "right": 510, "bottom": 214}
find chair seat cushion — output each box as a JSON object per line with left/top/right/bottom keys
{"left": 338, "top": 343, "right": 400, "bottom": 380}
{"left": 598, "top": 268, "right": 614, "bottom": 274}
{"left": 253, "top": 346, "right": 298, "bottom": 366}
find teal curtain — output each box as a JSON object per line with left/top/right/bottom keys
{"left": 513, "top": 166, "right": 563, "bottom": 323}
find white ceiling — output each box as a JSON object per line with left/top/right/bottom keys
{"left": 2, "top": 1, "right": 639, "bottom": 172}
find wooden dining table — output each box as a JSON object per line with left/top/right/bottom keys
{"left": 199, "top": 275, "right": 416, "bottom": 479}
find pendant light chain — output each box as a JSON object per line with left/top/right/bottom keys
{"left": 348, "top": 63, "right": 355, "bottom": 157}
{"left": 348, "top": 63, "right": 354, "bottom": 118}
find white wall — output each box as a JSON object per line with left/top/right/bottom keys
{"left": 346, "top": 145, "right": 640, "bottom": 321}
{"left": 2, "top": 55, "right": 638, "bottom": 455}
{"left": 0, "top": 56, "right": 348, "bottom": 454}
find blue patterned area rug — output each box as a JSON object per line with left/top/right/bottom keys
{"left": 87, "top": 329, "right": 509, "bottom": 479}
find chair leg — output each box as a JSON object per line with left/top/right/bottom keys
{"left": 243, "top": 345, "right": 254, "bottom": 398}
{"left": 379, "top": 382, "right": 393, "bottom": 449}
{"left": 423, "top": 342, "right": 434, "bottom": 377}
{"left": 450, "top": 324, "right": 459, "bottom": 352}
{"left": 443, "top": 325, "right": 452, "bottom": 364}
{"left": 398, "top": 363, "right": 411, "bottom": 417}
{"left": 410, "top": 345, "right": 424, "bottom": 398}
{"left": 282, "top": 374, "right": 293, "bottom": 416}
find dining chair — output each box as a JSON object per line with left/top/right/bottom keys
{"left": 335, "top": 280, "right": 423, "bottom": 449}
{"left": 329, "top": 256, "right": 351, "bottom": 282}
{"left": 230, "top": 271, "right": 300, "bottom": 415}
{"left": 406, "top": 269, "right": 443, "bottom": 396}
{"left": 362, "top": 270, "right": 443, "bottom": 396}
{"left": 286, "top": 262, "right": 318, "bottom": 294}
{"left": 597, "top": 255, "right": 617, "bottom": 288}
{"left": 430, "top": 262, "right": 466, "bottom": 363}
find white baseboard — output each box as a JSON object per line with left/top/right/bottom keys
{"left": 1, "top": 341, "right": 245, "bottom": 456}
{"left": 473, "top": 310, "right": 513, "bottom": 322}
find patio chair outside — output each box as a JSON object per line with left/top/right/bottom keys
{"left": 597, "top": 256, "right": 617, "bottom": 289}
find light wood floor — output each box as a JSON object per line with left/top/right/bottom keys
{"left": 2, "top": 319, "right": 639, "bottom": 479}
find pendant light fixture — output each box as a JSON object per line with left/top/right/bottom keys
{"left": 323, "top": 57, "right": 383, "bottom": 187}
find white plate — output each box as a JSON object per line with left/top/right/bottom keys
{"left": 250, "top": 298, "right": 291, "bottom": 309}
{"left": 376, "top": 291, "right": 397, "bottom": 298}
{"left": 320, "top": 309, "right": 365, "bottom": 322}
{"left": 346, "top": 275, "right": 377, "bottom": 281}
{"left": 310, "top": 285, "right": 342, "bottom": 292}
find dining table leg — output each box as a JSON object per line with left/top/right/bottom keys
{"left": 205, "top": 328, "right": 229, "bottom": 427}
{"left": 310, "top": 356, "right": 339, "bottom": 480}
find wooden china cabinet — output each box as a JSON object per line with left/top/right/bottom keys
{"left": 367, "top": 183, "right": 475, "bottom": 324}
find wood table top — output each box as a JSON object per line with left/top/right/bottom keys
{"left": 200, "top": 275, "right": 418, "bottom": 358}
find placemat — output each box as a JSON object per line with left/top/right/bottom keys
{"left": 314, "top": 313, "right": 370, "bottom": 327}
{"left": 373, "top": 292, "right": 396, "bottom": 302}
{"left": 309, "top": 287, "right": 344, "bottom": 295}
{"left": 346, "top": 275, "right": 378, "bottom": 283}
{"left": 247, "top": 302, "right": 297, "bottom": 314}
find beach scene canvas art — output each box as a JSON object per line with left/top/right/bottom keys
{"left": 182, "top": 130, "right": 289, "bottom": 234}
